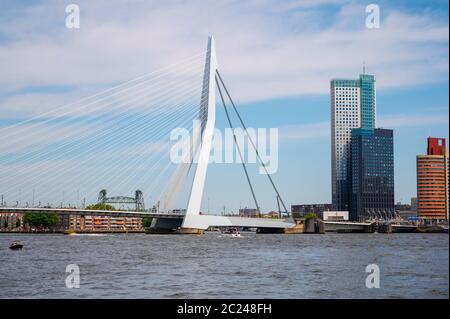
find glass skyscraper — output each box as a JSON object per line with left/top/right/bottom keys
{"left": 331, "top": 74, "right": 376, "bottom": 211}
{"left": 331, "top": 73, "right": 395, "bottom": 220}
{"left": 359, "top": 74, "right": 376, "bottom": 129}
{"left": 350, "top": 128, "right": 395, "bottom": 221}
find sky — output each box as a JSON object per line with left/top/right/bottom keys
{"left": 0, "top": 0, "right": 448, "bottom": 212}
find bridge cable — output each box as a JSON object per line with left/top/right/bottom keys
{"left": 1, "top": 100, "right": 199, "bottom": 196}
{"left": 216, "top": 74, "right": 261, "bottom": 215}
{"left": 0, "top": 51, "right": 206, "bottom": 141}
{"left": 0, "top": 76, "right": 205, "bottom": 205}
{"left": 0, "top": 61, "right": 205, "bottom": 157}
{"left": 0, "top": 62, "right": 206, "bottom": 178}
{"left": 216, "top": 71, "right": 288, "bottom": 213}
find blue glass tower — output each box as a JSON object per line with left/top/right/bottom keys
{"left": 350, "top": 128, "right": 394, "bottom": 221}
{"left": 331, "top": 74, "right": 377, "bottom": 212}
{"left": 359, "top": 74, "right": 376, "bottom": 129}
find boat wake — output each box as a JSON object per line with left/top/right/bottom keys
{"left": 70, "top": 233, "right": 109, "bottom": 237}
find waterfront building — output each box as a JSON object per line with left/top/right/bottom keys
{"left": 322, "top": 211, "right": 349, "bottom": 221}
{"left": 262, "top": 211, "right": 281, "bottom": 218}
{"left": 0, "top": 213, "right": 22, "bottom": 230}
{"left": 411, "top": 197, "right": 418, "bottom": 211}
{"left": 291, "top": 204, "right": 332, "bottom": 219}
{"left": 395, "top": 203, "right": 412, "bottom": 211}
{"left": 349, "top": 128, "right": 394, "bottom": 221}
{"left": 57, "top": 215, "right": 71, "bottom": 230}
{"left": 427, "top": 137, "right": 447, "bottom": 156}
{"left": 69, "top": 215, "right": 143, "bottom": 231}
{"left": 397, "top": 210, "right": 418, "bottom": 221}
{"left": 416, "top": 137, "right": 449, "bottom": 220}
{"left": 331, "top": 74, "right": 376, "bottom": 211}
{"left": 238, "top": 208, "right": 259, "bottom": 217}
{"left": 395, "top": 201, "right": 417, "bottom": 220}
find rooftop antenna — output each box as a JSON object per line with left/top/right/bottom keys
{"left": 363, "top": 61, "right": 366, "bottom": 74}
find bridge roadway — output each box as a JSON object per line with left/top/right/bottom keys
{"left": 0, "top": 207, "right": 297, "bottom": 229}
{"left": 323, "top": 221, "right": 373, "bottom": 232}
{"left": 181, "top": 214, "right": 296, "bottom": 230}
{"left": 323, "top": 221, "right": 418, "bottom": 233}
{"left": 0, "top": 207, "right": 183, "bottom": 219}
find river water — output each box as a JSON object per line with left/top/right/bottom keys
{"left": 0, "top": 232, "right": 448, "bottom": 298}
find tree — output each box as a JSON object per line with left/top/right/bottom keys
{"left": 304, "top": 212, "right": 320, "bottom": 221}
{"left": 142, "top": 217, "right": 153, "bottom": 228}
{"left": 15, "top": 219, "right": 21, "bottom": 228}
{"left": 23, "top": 213, "right": 59, "bottom": 228}
{"left": 85, "top": 203, "right": 116, "bottom": 211}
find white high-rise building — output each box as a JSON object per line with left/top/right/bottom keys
{"left": 331, "top": 74, "right": 376, "bottom": 211}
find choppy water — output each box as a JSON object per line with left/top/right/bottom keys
{"left": 0, "top": 233, "right": 448, "bottom": 298}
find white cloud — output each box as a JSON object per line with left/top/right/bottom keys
{"left": 0, "top": 0, "right": 447, "bottom": 114}
{"left": 378, "top": 114, "right": 449, "bottom": 128}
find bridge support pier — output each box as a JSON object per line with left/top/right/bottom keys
{"left": 256, "top": 220, "right": 305, "bottom": 234}
{"left": 256, "top": 227, "right": 285, "bottom": 234}
{"left": 146, "top": 217, "right": 204, "bottom": 234}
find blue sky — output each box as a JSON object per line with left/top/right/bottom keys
{"left": 0, "top": 0, "right": 448, "bottom": 212}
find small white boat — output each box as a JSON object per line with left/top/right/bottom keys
{"left": 229, "top": 228, "right": 241, "bottom": 238}
{"left": 219, "top": 227, "right": 242, "bottom": 238}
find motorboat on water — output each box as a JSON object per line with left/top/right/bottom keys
{"left": 9, "top": 240, "right": 23, "bottom": 250}
{"left": 222, "top": 227, "right": 241, "bottom": 238}
{"left": 231, "top": 231, "right": 241, "bottom": 238}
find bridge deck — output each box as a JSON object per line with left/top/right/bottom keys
{"left": 182, "top": 214, "right": 296, "bottom": 229}
{"left": 0, "top": 207, "right": 295, "bottom": 229}
{"left": 0, "top": 207, "right": 183, "bottom": 219}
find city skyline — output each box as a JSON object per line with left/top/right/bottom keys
{"left": 0, "top": 1, "right": 448, "bottom": 303}
{"left": 0, "top": 0, "right": 448, "bottom": 213}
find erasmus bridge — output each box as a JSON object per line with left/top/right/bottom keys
{"left": 0, "top": 37, "right": 296, "bottom": 232}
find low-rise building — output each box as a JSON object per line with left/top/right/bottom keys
{"left": 395, "top": 201, "right": 418, "bottom": 221}
{"left": 291, "top": 204, "right": 332, "bottom": 219}
{"left": 0, "top": 213, "right": 22, "bottom": 230}
{"left": 397, "top": 210, "right": 418, "bottom": 221}
{"left": 411, "top": 197, "right": 418, "bottom": 212}
{"left": 395, "top": 203, "right": 412, "bottom": 211}
{"left": 262, "top": 211, "right": 281, "bottom": 218}
{"left": 239, "top": 208, "right": 259, "bottom": 217}
{"left": 322, "top": 211, "right": 349, "bottom": 221}
{"left": 69, "top": 215, "right": 143, "bottom": 231}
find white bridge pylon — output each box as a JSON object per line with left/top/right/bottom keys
{"left": 163, "top": 36, "right": 294, "bottom": 230}
{"left": 182, "top": 36, "right": 218, "bottom": 229}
